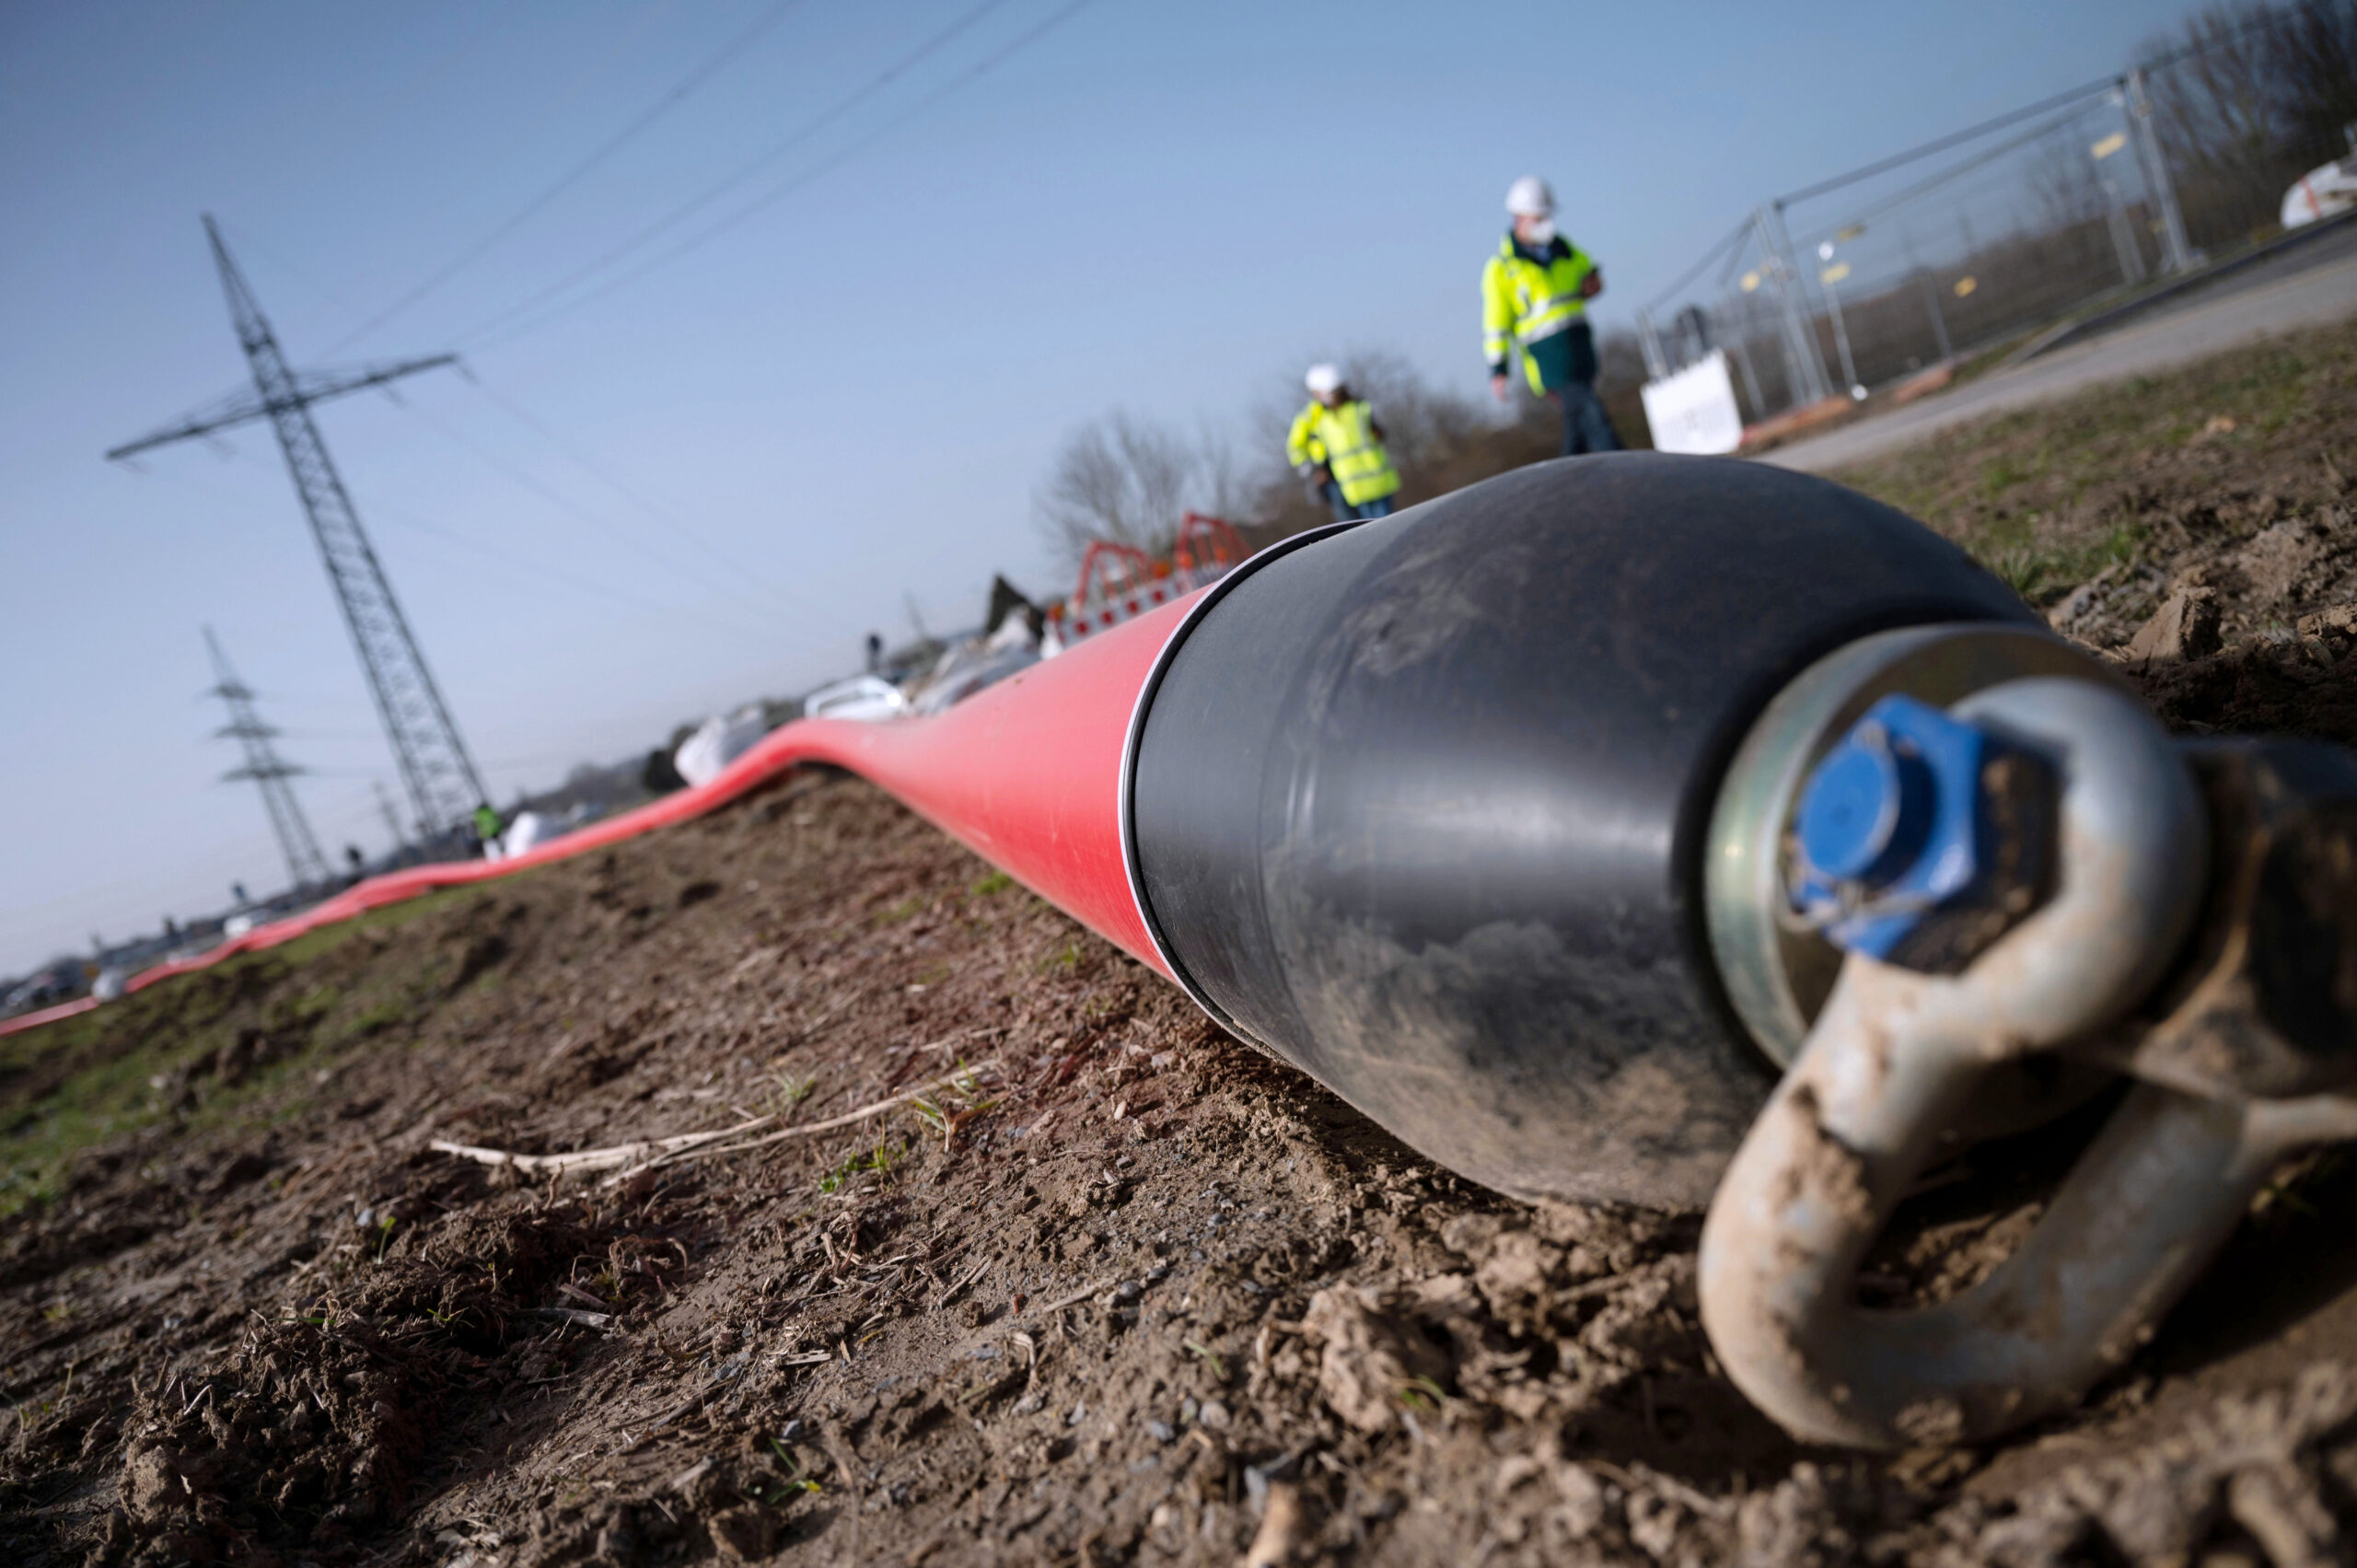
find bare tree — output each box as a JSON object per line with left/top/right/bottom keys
{"left": 2146, "top": 3, "right": 2287, "bottom": 174}
{"left": 1032, "top": 410, "right": 1237, "bottom": 572}
{"left": 2139, "top": 0, "right": 2357, "bottom": 172}
{"left": 2274, "top": 0, "right": 2357, "bottom": 146}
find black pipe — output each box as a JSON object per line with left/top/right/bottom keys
{"left": 1127, "top": 454, "right": 2038, "bottom": 1207}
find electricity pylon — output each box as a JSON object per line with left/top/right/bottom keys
{"left": 203, "top": 628, "right": 331, "bottom": 894}
{"left": 110, "top": 217, "right": 487, "bottom": 839}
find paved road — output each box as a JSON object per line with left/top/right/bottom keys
{"left": 1764, "top": 223, "right": 2357, "bottom": 474}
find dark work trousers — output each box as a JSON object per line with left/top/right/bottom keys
{"left": 1550, "top": 381, "right": 1622, "bottom": 456}
{"left": 1320, "top": 479, "right": 1356, "bottom": 523}
{"left": 1523, "top": 319, "right": 1621, "bottom": 457}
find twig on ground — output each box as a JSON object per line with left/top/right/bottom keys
{"left": 428, "top": 1117, "right": 772, "bottom": 1178}
{"left": 423, "top": 1060, "right": 1003, "bottom": 1189}
{"left": 1033, "top": 1277, "right": 1120, "bottom": 1319}
{"left": 934, "top": 1257, "right": 990, "bottom": 1309}
{"left": 598, "top": 1061, "right": 1004, "bottom": 1185}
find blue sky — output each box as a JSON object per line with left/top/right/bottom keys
{"left": 1, "top": 0, "right": 2204, "bottom": 974}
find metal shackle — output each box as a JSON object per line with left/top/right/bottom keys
{"left": 1698, "top": 646, "right": 2357, "bottom": 1449}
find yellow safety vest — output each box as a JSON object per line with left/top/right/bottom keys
{"left": 1284, "top": 399, "right": 1399, "bottom": 506}
{"left": 1482, "top": 234, "right": 1596, "bottom": 393}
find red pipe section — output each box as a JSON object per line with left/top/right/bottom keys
{"left": 0, "top": 588, "right": 1195, "bottom": 1040}
{"left": 0, "top": 997, "right": 99, "bottom": 1036}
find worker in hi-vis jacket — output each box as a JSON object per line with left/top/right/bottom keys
{"left": 1286, "top": 363, "right": 1401, "bottom": 523}
{"left": 1483, "top": 176, "right": 1621, "bottom": 456}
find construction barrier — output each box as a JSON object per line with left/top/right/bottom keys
{"left": 1044, "top": 513, "right": 1245, "bottom": 651}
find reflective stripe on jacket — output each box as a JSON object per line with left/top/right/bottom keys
{"left": 1482, "top": 233, "right": 1596, "bottom": 392}
{"left": 1285, "top": 399, "right": 1399, "bottom": 505}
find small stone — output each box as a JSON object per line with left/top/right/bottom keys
{"left": 1198, "top": 1399, "right": 1231, "bottom": 1429}
{"left": 2125, "top": 586, "right": 2222, "bottom": 663}
{"left": 2295, "top": 603, "right": 2357, "bottom": 641}
{"left": 1439, "top": 1212, "right": 1505, "bottom": 1258}
{"left": 1301, "top": 1283, "right": 1452, "bottom": 1434}
{"left": 122, "top": 1444, "right": 189, "bottom": 1521}
{"left": 1145, "top": 1420, "right": 1176, "bottom": 1442}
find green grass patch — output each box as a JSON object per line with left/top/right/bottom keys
{"left": 0, "top": 885, "right": 495, "bottom": 1217}
{"left": 816, "top": 1137, "right": 906, "bottom": 1196}
{"left": 1834, "top": 319, "right": 2357, "bottom": 608}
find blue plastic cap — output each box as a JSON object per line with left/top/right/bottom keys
{"left": 1795, "top": 737, "right": 1906, "bottom": 881}
{"left": 1791, "top": 694, "right": 1994, "bottom": 959}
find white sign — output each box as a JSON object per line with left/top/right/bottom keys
{"left": 1640, "top": 349, "right": 1744, "bottom": 456}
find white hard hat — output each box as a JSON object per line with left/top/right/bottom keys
{"left": 1505, "top": 176, "right": 1554, "bottom": 217}
{"left": 1304, "top": 363, "right": 1342, "bottom": 395}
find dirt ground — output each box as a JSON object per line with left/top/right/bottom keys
{"left": 6, "top": 322, "right": 2357, "bottom": 1568}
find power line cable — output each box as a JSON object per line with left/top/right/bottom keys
{"left": 207, "top": 225, "right": 801, "bottom": 626}
{"left": 468, "top": 0, "right": 1105, "bottom": 351}
{"left": 455, "top": 367, "right": 809, "bottom": 611}
{"left": 384, "top": 391, "right": 794, "bottom": 634}
{"left": 323, "top": 0, "right": 807, "bottom": 354}
{"left": 121, "top": 434, "right": 778, "bottom": 644}
{"left": 170, "top": 428, "right": 679, "bottom": 623}
{"left": 451, "top": 0, "right": 1018, "bottom": 346}
{"left": 366, "top": 500, "right": 748, "bottom": 633}
{"left": 218, "top": 219, "right": 378, "bottom": 326}
{"left": 311, "top": 0, "right": 692, "bottom": 344}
